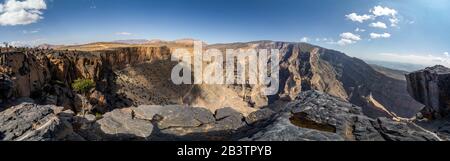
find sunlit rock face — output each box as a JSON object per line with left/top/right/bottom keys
{"left": 210, "top": 41, "right": 422, "bottom": 118}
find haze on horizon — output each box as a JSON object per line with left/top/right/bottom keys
{"left": 0, "top": 0, "right": 449, "bottom": 67}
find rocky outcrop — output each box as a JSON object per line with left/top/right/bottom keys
{"left": 75, "top": 105, "right": 256, "bottom": 141}
{"left": 0, "top": 91, "right": 441, "bottom": 141}
{"left": 406, "top": 65, "right": 450, "bottom": 119}
{"left": 67, "top": 90, "right": 441, "bottom": 141}
{"left": 0, "top": 102, "right": 82, "bottom": 141}
{"left": 242, "top": 91, "right": 440, "bottom": 141}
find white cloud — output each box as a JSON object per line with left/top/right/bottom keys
{"left": 6, "top": 38, "right": 46, "bottom": 47}
{"left": 115, "top": 32, "right": 133, "bottom": 36}
{"left": 389, "top": 18, "right": 399, "bottom": 27}
{"left": 315, "top": 38, "right": 330, "bottom": 42}
{"left": 371, "top": 6, "right": 397, "bottom": 17}
{"left": 445, "top": 52, "right": 449, "bottom": 57}
{"left": 370, "top": 33, "right": 391, "bottom": 39}
{"left": 345, "top": 13, "right": 373, "bottom": 23}
{"left": 340, "top": 32, "right": 361, "bottom": 41}
{"left": 337, "top": 39, "right": 356, "bottom": 46}
{"left": 355, "top": 28, "right": 366, "bottom": 32}
{"left": 0, "top": 0, "right": 47, "bottom": 26}
{"left": 369, "top": 21, "right": 387, "bottom": 29}
{"left": 371, "top": 6, "right": 399, "bottom": 27}
{"left": 332, "top": 32, "right": 361, "bottom": 46}
{"left": 315, "top": 38, "right": 333, "bottom": 43}
{"left": 378, "top": 53, "right": 450, "bottom": 67}
{"left": 23, "top": 29, "right": 39, "bottom": 34}
{"left": 300, "top": 37, "right": 309, "bottom": 42}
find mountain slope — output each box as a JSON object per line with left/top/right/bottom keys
{"left": 210, "top": 41, "right": 423, "bottom": 118}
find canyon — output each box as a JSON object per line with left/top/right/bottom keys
{"left": 0, "top": 40, "right": 447, "bottom": 141}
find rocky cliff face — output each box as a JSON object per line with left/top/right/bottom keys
{"left": 0, "top": 50, "right": 51, "bottom": 100}
{"left": 211, "top": 41, "right": 422, "bottom": 118}
{"left": 406, "top": 65, "right": 450, "bottom": 119}
{"left": 0, "top": 47, "right": 171, "bottom": 113}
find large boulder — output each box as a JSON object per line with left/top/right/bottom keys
{"left": 81, "top": 105, "right": 250, "bottom": 141}
{"left": 242, "top": 91, "right": 441, "bottom": 141}
{"left": 132, "top": 105, "right": 216, "bottom": 129}
{"left": 406, "top": 65, "right": 450, "bottom": 119}
{"left": 94, "top": 108, "right": 154, "bottom": 141}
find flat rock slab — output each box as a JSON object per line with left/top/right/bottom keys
{"left": 97, "top": 108, "right": 153, "bottom": 139}
{"left": 0, "top": 103, "right": 75, "bottom": 141}
{"left": 133, "top": 105, "right": 215, "bottom": 129}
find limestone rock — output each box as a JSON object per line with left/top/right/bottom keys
{"left": 245, "top": 108, "right": 276, "bottom": 125}
{"left": 243, "top": 91, "right": 440, "bottom": 141}
{"left": 74, "top": 94, "right": 93, "bottom": 113}
{"left": 133, "top": 105, "right": 215, "bottom": 129}
{"left": 215, "top": 107, "right": 243, "bottom": 120}
{"left": 374, "top": 117, "right": 438, "bottom": 141}
{"left": 0, "top": 103, "right": 77, "bottom": 141}
{"left": 89, "top": 90, "right": 108, "bottom": 112}
{"left": 96, "top": 108, "right": 153, "bottom": 140}
{"left": 84, "top": 114, "right": 97, "bottom": 122}
{"left": 90, "top": 105, "right": 248, "bottom": 140}
{"left": 406, "top": 65, "right": 450, "bottom": 119}
{"left": 0, "top": 51, "right": 51, "bottom": 99}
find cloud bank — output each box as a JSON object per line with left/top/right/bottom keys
{"left": 346, "top": 13, "right": 373, "bottom": 23}
{"left": 369, "top": 21, "right": 387, "bottom": 29}
{"left": 0, "top": 0, "right": 47, "bottom": 26}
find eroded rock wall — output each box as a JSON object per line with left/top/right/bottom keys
{"left": 0, "top": 47, "right": 171, "bottom": 113}
{"left": 406, "top": 65, "right": 450, "bottom": 119}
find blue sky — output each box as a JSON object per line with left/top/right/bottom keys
{"left": 0, "top": 0, "right": 449, "bottom": 66}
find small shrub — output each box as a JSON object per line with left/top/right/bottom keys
{"left": 72, "top": 78, "right": 95, "bottom": 94}
{"left": 95, "top": 112, "right": 103, "bottom": 119}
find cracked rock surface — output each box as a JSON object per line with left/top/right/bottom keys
{"left": 0, "top": 91, "right": 443, "bottom": 141}
{"left": 242, "top": 91, "right": 441, "bottom": 141}
{"left": 0, "top": 102, "right": 81, "bottom": 141}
